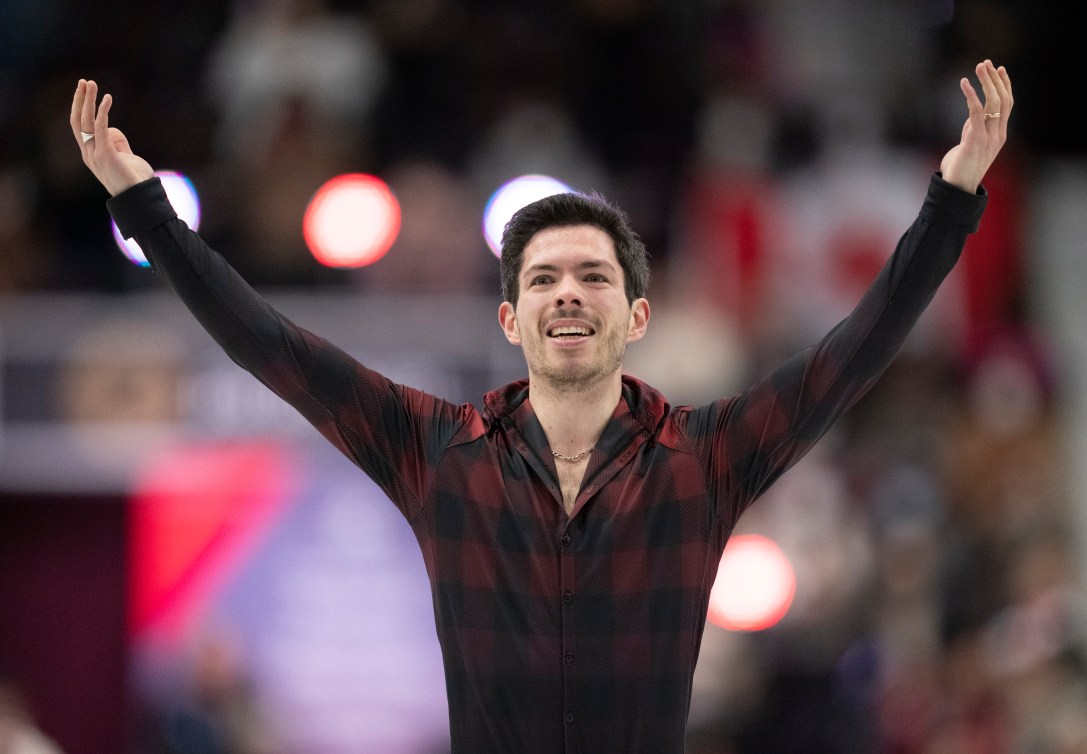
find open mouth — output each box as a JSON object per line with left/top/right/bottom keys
{"left": 547, "top": 325, "right": 594, "bottom": 339}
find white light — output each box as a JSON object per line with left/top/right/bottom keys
{"left": 707, "top": 535, "right": 796, "bottom": 632}
{"left": 112, "top": 171, "right": 201, "bottom": 267}
{"left": 482, "top": 175, "right": 574, "bottom": 257}
{"left": 303, "top": 174, "right": 400, "bottom": 268}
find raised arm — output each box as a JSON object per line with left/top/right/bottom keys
{"left": 683, "top": 61, "right": 1012, "bottom": 526}
{"left": 69, "top": 79, "right": 468, "bottom": 520}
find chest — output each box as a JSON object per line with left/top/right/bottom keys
{"left": 554, "top": 458, "right": 590, "bottom": 515}
{"left": 428, "top": 430, "right": 712, "bottom": 536}
{"left": 424, "top": 441, "right": 723, "bottom": 621}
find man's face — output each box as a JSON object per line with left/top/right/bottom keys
{"left": 498, "top": 225, "right": 649, "bottom": 391}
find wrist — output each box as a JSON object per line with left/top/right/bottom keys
{"left": 938, "top": 160, "right": 981, "bottom": 195}
{"left": 942, "top": 174, "right": 979, "bottom": 194}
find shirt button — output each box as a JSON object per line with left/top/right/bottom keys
{"left": 561, "top": 533, "right": 572, "bottom": 547}
{"left": 565, "top": 712, "right": 575, "bottom": 724}
{"left": 564, "top": 652, "right": 575, "bottom": 665}
{"left": 562, "top": 592, "right": 573, "bottom": 605}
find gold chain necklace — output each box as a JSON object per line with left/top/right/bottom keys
{"left": 552, "top": 446, "right": 594, "bottom": 462}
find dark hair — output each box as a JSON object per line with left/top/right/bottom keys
{"left": 499, "top": 191, "right": 650, "bottom": 306}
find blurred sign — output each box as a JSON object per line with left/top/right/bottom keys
{"left": 0, "top": 291, "right": 522, "bottom": 492}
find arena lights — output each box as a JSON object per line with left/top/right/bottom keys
{"left": 482, "top": 175, "right": 574, "bottom": 257}
{"left": 303, "top": 174, "right": 400, "bottom": 268}
{"left": 112, "top": 171, "right": 201, "bottom": 267}
{"left": 707, "top": 534, "right": 796, "bottom": 632}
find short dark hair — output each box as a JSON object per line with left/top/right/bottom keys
{"left": 499, "top": 191, "right": 650, "bottom": 306}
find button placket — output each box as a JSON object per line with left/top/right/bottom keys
{"left": 559, "top": 525, "right": 576, "bottom": 741}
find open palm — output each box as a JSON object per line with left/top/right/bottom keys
{"left": 70, "top": 79, "right": 155, "bottom": 196}
{"left": 939, "top": 60, "right": 1013, "bottom": 194}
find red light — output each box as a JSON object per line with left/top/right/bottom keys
{"left": 128, "top": 443, "right": 296, "bottom": 646}
{"left": 707, "top": 535, "right": 796, "bottom": 631}
{"left": 303, "top": 174, "right": 400, "bottom": 268}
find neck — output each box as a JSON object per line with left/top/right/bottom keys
{"left": 528, "top": 372, "right": 623, "bottom": 457}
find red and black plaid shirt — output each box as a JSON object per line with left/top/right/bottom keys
{"left": 110, "top": 174, "right": 985, "bottom": 753}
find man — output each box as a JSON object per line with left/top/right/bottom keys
{"left": 71, "top": 60, "right": 1012, "bottom": 752}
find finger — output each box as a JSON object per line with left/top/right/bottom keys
{"left": 95, "top": 92, "right": 113, "bottom": 144}
{"left": 81, "top": 80, "right": 98, "bottom": 135}
{"left": 987, "top": 61, "right": 1009, "bottom": 102}
{"left": 987, "top": 63, "right": 1012, "bottom": 140}
{"left": 997, "top": 65, "right": 1013, "bottom": 119}
{"left": 70, "top": 79, "right": 87, "bottom": 144}
{"left": 978, "top": 60, "right": 1000, "bottom": 117}
{"left": 960, "top": 76, "right": 983, "bottom": 120}
{"left": 999, "top": 65, "right": 1013, "bottom": 101}
{"left": 987, "top": 63, "right": 1007, "bottom": 94}
{"left": 985, "top": 60, "right": 1010, "bottom": 114}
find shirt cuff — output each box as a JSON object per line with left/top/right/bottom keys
{"left": 920, "top": 172, "right": 988, "bottom": 234}
{"left": 106, "top": 177, "right": 177, "bottom": 239}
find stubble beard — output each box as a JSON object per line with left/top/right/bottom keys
{"left": 527, "top": 323, "right": 628, "bottom": 394}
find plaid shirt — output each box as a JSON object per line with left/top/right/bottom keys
{"left": 110, "top": 175, "right": 985, "bottom": 753}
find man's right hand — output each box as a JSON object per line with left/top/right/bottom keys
{"left": 70, "top": 79, "right": 155, "bottom": 197}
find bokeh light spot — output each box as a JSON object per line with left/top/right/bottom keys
{"left": 483, "top": 175, "right": 574, "bottom": 257}
{"left": 304, "top": 174, "right": 400, "bottom": 268}
{"left": 707, "top": 534, "right": 796, "bottom": 632}
{"left": 112, "top": 171, "right": 201, "bottom": 267}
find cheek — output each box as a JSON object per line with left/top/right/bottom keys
{"left": 515, "top": 301, "right": 539, "bottom": 330}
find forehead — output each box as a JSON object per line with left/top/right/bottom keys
{"left": 521, "top": 224, "right": 619, "bottom": 271}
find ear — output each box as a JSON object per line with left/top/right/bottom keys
{"left": 626, "top": 298, "right": 650, "bottom": 343}
{"left": 499, "top": 301, "right": 522, "bottom": 345}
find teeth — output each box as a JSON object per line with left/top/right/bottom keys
{"left": 550, "top": 326, "right": 591, "bottom": 337}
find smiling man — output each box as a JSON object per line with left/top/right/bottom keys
{"left": 72, "top": 60, "right": 1012, "bottom": 753}
{"left": 498, "top": 209, "right": 651, "bottom": 515}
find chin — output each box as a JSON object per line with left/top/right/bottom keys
{"left": 538, "top": 361, "right": 617, "bottom": 391}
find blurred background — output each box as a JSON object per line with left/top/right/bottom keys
{"left": 2, "top": 0, "right": 1086, "bottom": 752}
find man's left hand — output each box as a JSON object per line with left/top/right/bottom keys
{"left": 940, "top": 59, "right": 1013, "bottom": 194}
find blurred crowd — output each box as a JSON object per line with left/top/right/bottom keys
{"left": 1, "top": 0, "right": 1067, "bottom": 296}
{"left": 3, "top": 0, "right": 1086, "bottom": 752}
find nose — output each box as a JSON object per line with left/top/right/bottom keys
{"left": 554, "top": 276, "right": 583, "bottom": 308}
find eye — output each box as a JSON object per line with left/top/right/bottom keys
{"left": 530, "top": 275, "right": 553, "bottom": 286}
{"left": 585, "top": 273, "right": 607, "bottom": 283}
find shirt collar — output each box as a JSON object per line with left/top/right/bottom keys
{"left": 482, "top": 375, "right": 669, "bottom": 435}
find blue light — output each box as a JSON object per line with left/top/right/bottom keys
{"left": 112, "top": 171, "right": 201, "bottom": 267}
{"left": 482, "top": 175, "right": 574, "bottom": 257}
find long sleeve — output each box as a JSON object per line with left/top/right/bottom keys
{"left": 108, "top": 178, "right": 468, "bottom": 521}
{"left": 679, "top": 174, "right": 987, "bottom": 528}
